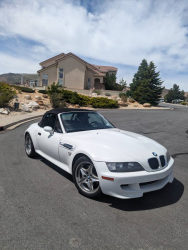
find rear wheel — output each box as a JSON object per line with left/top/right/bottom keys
{"left": 25, "top": 133, "right": 36, "bottom": 158}
{"left": 73, "top": 156, "right": 103, "bottom": 198}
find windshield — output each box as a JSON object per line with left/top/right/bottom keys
{"left": 60, "top": 111, "right": 115, "bottom": 133}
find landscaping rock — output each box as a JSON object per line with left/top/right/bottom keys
{"left": 74, "top": 104, "right": 80, "bottom": 108}
{"left": 118, "top": 101, "right": 128, "bottom": 107}
{"left": 28, "top": 101, "right": 39, "bottom": 108}
{"left": 35, "top": 95, "right": 42, "bottom": 100}
{"left": 21, "top": 104, "right": 30, "bottom": 112}
{"left": 92, "top": 93, "right": 97, "bottom": 97}
{"left": 129, "top": 98, "right": 135, "bottom": 103}
{"left": 143, "top": 103, "right": 151, "bottom": 107}
{"left": 37, "top": 101, "right": 44, "bottom": 106}
{"left": 0, "top": 108, "right": 10, "bottom": 115}
{"left": 42, "top": 94, "right": 48, "bottom": 98}
{"left": 25, "top": 95, "right": 31, "bottom": 100}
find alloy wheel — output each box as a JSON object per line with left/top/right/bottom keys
{"left": 75, "top": 162, "right": 99, "bottom": 194}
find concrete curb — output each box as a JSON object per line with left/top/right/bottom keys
{"left": 0, "top": 114, "right": 43, "bottom": 131}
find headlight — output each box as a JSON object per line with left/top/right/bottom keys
{"left": 106, "top": 162, "right": 144, "bottom": 172}
{"left": 166, "top": 151, "right": 171, "bottom": 163}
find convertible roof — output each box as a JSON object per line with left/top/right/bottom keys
{"left": 45, "top": 108, "right": 93, "bottom": 115}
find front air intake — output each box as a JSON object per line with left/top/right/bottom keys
{"left": 148, "top": 158, "right": 159, "bottom": 170}
{"left": 159, "top": 155, "right": 165, "bottom": 167}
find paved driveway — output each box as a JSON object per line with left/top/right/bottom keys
{"left": 0, "top": 107, "right": 188, "bottom": 250}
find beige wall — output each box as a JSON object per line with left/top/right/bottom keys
{"left": 38, "top": 65, "right": 57, "bottom": 86}
{"left": 58, "top": 56, "right": 86, "bottom": 89}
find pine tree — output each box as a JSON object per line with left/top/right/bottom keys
{"left": 165, "top": 84, "right": 185, "bottom": 103}
{"left": 130, "top": 60, "right": 164, "bottom": 105}
{"left": 130, "top": 59, "right": 148, "bottom": 93}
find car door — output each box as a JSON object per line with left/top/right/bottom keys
{"left": 37, "top": 113, "right": 63, "bottom": 161}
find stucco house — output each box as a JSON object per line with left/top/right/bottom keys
{"left": 37, "top": 52, "right": 117, "bottom": 89}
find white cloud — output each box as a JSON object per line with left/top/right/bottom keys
{"left": 0, "top": 0, "right": 188, "bottom": 89}
{"left": 0, "top": 53, "right": 38, "bottom": 73}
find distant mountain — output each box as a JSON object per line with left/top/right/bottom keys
{"left": 0, "top": 73, "right": 38, "bottom": 84}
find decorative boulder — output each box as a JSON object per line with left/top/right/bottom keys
{"left": 143, "top": 103, "right": 151, "bottom": 107}
{"left": 74, "top": 104, "right": 80, "bottom": 108}
{"left": 92, "top": 93, "right": 97, "bottom": 97}
{"left": 129, "top": 98, "right": 135, "bottom": 103}
{"left": 0, "top": 108, "right": 10, "bottom": 115}
{"left": 118, "top": 101, "right": 128, "bottom": 107}
{"left": 25, "top": 95, "right": 31, "bottom": 100}
{"left": 35, "top": 95, "right": 42, "bottom": 100}
{"left": 42, "top": 94, "right": 48, "bottom": 98}
{"left": 21, "top": 104, "right": 30, "bottom": 112}
{"left": 28, "top": 101, "right": 39, "bottom": 108}
{"left": 37, "top": 101, "right": 44, "bottom": 106}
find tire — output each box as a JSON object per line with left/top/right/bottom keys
{"left": 25, "top": 133, "right": 37, "bottom": 158}
{"left": 73, "top": 156, "right": 103, "bottom": 199}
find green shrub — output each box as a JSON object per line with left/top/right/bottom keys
{"left": 91, "top": 97, "right": 118, "bottom": 108}
{"left": 50, "top": 93, "right": 66, "bottom": 108}
{"left": 78, "top": 94, "right": 92, "bottom": 106}
{"left": 47, "top": 82, "right": 118, "bottom": 109}
{"left": 12, "top": 85, "right": 35, "bottom": 93}
{"left": 47, "top": 82, "right": 62, "bottom": 95}
{"left": 105, "top": 93, "right": 111, "bottom": 96}
{"left": 0, "top": 82, "right": 16, "bottom": 107}
{"left": 181, "top": 101, "right": 187, "bottom": 106}
{"left": 38, "top": 90, "right": 47, "bottom": 94}
{"left": 70, "top": 92, "right": 80, "bottom": 104}
{"left": 119, "top": 93, "right": 127, "bottom": 102}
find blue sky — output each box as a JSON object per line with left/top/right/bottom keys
{"left": 0, "top": 0, "right": 188, "bottom": 90}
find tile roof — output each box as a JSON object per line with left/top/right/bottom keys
{"left": 38, "top": 52, "right": 117, "bottom": 76}
{"left": 91, "top": 65, "right": 117, "bottom": 72}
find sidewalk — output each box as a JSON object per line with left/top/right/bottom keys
{"left": 0, "top": 110, "right": 46, "bottom": 130}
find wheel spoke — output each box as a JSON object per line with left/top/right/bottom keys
{"left": 90, "top": 177, "right": 99, "bottom": 182}
{"left": 86, "top": 180, "right": 94, "bottom": 191}
{"left": 80, "top": 168, "right": 87, "bottom": 176}
{"left": 87, "top": 164, "right": 93, "bottom": 175}
{"left": 78, "top": 176, "right": 87, "bottom": 184}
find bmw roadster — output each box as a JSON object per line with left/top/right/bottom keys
{"left": 25, "top": 108, "right": 174, "bottom": 199}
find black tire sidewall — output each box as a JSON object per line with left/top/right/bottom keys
{"left": 73, "top": 156, "right": 102, "bottom": 198}
{"left": 25, "top": 133, "right": 36, "bottom": 158}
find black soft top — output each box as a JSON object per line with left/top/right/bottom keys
{"left": 38, "top": 108, "right": 95, "bottom": 127}
{"left": 45, "top": 108, "right": 93, "bottom": 115}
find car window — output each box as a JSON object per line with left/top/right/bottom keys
{"left": 41, "top": 113, "right": 57, "bottom": 129}
{"left": 60, "top": 112, "right": 115, "bottom": 133}
{"left": 88, "top": 113, "right": 105, "bottom": 125}
{"left": 54, "top": 117, "right": 63, "bottom": 133}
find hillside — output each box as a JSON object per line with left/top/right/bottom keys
{"left": 0, "top": 73, "right": 38, "bottom": 84}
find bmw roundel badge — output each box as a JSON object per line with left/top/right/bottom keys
{"left": 152, "top": 152, "right": 158, "bottom": 156}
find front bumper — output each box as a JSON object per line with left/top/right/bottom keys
{"left": 94, "top": 158, "right": 174, "bottom": 199}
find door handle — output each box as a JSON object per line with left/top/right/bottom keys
{"left": 38, "top": 132, "right": 41, "bottom": 136}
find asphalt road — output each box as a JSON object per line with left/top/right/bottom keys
{"left": 0, "top": 105, "right": 188, "bottom": 250}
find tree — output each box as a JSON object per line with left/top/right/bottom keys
{"left": 130, "top": 60, "right": 164, "bottom": 105}
{"left": 0, "top": 82, "right": 16, "bottom": 107}
{"left": 104, "top": 73, "right": 117, "bottom": 90}
{"left": 165, "top": 84, "right": 185, "bottom": 103}
{"left": 130, "top": 59, "right": 148, "bottom": 93}
{"left": 119, "top": 78, "right": 127, "bottom": 88}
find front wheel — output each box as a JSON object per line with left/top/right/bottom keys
{"left": 73, "top": 156, "right": 103, "bottom": 198}
{"left": 25, "top": 133, "right": 36, "bottom": 158}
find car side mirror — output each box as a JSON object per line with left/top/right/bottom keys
{"left": 44, "top": 126, "right": 53, "bottom": 135}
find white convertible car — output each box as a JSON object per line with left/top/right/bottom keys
{"left": 25, "top": 108, "right": 174, "bottom": 199}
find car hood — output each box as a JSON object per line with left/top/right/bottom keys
{"left": 66, "top": 128, "right": 166, "bottom": 170}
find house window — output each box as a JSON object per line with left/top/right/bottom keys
{"left": 58, "top": 68, "right": 63, "bottom": 86}
{"left": 87, "top": 78, "right": 91, "bottom": 89}
{"left": 42, "top": 74, "right": 48, "bottom": 86}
